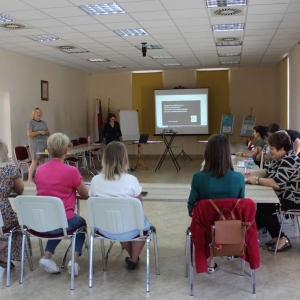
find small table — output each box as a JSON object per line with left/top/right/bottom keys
{"left": 155, "top": 132, "right": 180, "bottom": 171}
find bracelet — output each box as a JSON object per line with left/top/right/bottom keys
{"left": 255, "top": 177, "right": 260, "bottom": 185}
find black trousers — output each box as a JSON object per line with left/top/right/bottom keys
{"left": 256, "top": 199, "right": 300, "bottom": 238}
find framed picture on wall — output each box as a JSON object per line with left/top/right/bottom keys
{"left": 41, "top": 80, "right": 49, "bottom": 101}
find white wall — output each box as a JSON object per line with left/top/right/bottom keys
{"left": 288, "top": 44, "right": 300, "bottom": 130}
{"left": 0, "top": 48, "right": 89, "bottom": 154}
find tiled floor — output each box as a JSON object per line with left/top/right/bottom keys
{"left": 2, "top": 156, "right": 300, "bottom": 299}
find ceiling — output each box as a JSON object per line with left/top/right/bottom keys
{"left": 0, "top": 0, "right": 299, "bottom": 73}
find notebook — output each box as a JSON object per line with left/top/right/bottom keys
{"left": 139, "top": 134, "right": 149, "bottom": 144}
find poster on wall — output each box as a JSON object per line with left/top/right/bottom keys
{"left": 240, "top": 116, "right": 256, "bottom": 136}
{"left": 220, "top": 114, "right": 234, "bottom": 134}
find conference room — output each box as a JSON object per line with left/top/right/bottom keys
{"left": 1, "top": 0, "right": 300, "bottom": 299}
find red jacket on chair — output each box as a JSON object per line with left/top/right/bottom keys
{"left": 190, "top": 198, "right": 260, "bottom": 273}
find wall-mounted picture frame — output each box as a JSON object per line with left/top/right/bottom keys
{"left": 41, "top": 80, "right": 49, "bottom": 101}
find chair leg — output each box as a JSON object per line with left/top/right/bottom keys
{"left": 251, "top": 269, "right": 256, "bottom": 294}
{"left": 39, "top": 239, "right": 44, "bottom": 256}
{"left": 25, "top": 237, "right": 33, "bottom": 271}
{"left": 100, "top": 239, "right": 106, "bottom": 272}
{"left": 88, "top": 235, "right": 94, "bottom": 288}
{"left": 240, "top": 259, "right": 245, "bottom": 276}
{"left": 6, "top": 233, "right": 12, "bottom": 287}
{"left": 189, "top": 230, "right": 194, "bottom": 297}
{"left": 19, "top": 233, "right": 26, "bottom": 284}
{"left": 70, "top": 234, "right": 76, "bottom": 290}
{"left": 61, "top": 241, "right": 72, "bottom": 269}
{"left": 152, "top": 227, "right": 160, "bottom": 275}
{"left": 146, "top": 237, "right": 150, "bottom": 293}
{"left": 185, "top": 228, "right": 189, "bottom": 278}
{"left": 104, "top": 241, "right": 115, "bottom": 269}
{"left": 274, "top": 214, "right": 285, "bottom": 255}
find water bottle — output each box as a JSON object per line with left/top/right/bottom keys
{"left": 87, "top": 136, "right": 91, "bottom": 146}
{"left": 247, "top": 156, "right": 254, "bottom": 170}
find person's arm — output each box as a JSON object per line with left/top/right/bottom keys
{"left": 76, "top": 181, "right": 89, "bottom": 198}
{"left": 245, "top": 168, "right": 268, "bottom": 178}
{"left": 238, "top": 174, "right": 245, "bottom": 198}
{"left": 136, "top": 193, "right": 142, "bottom": 202}
{"left": 187, "top": 174, "right": 200, "bottom": 217}
{"left": 293, "top": 138, "right": 300, "bottom": 155}
{"left": 246, "top": 176, "right": 280, "bottom": 189}
{"left": 14, "top": 178, "right": 24, "bottom": 195}
{"left": 117, "top": 122, "right": 123, "bottom": 142}
{"left": 27, "top": 130, "right": 44, "bottom": 138}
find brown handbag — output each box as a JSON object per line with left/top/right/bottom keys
{"left": 194, "top": 199, "right": 253, "bottom": 259}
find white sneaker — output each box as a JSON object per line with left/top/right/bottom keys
{"left": 67, "top": 261, "right": 80, "bottom": 276}
{"left": 39, "top": 258, "right": 61, "bottom": 274}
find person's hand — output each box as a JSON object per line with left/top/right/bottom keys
{"left": 246, "top": 177, "right": 257, "bottom": 185}
{"left": 236, "top": 152, "right": 242, "bottom": 156}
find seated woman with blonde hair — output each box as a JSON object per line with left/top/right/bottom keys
{"left": 89, "top": 141, "right": 151, "bottom": 270}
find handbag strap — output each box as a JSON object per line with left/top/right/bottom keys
{"left": 208, "top": 199, "right": 241, "bottom": 220}
{"left": 193, "top": 218, "right": 211, "bottom": 237}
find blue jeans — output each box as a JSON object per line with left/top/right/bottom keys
{"left": 44, "top": 214, "right": 86, "bottom": 254}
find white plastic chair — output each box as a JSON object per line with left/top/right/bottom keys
{"left": 86, "top": 197, "right": 160, "bottom": 293}
{"left": 14, "top": 195, "right": 87, "bottom": 290}
{"left": 0, "top": 211, "right": 31, "bottom": 287}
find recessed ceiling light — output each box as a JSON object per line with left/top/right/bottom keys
{"left": 108, "top": 65, "right": 125, "bottom": 69}
{"left": 136, "top": 45, "right": 163, "bottom": 51}
{"left": 163, "top": 63, "right": 182, "bottom": 67}
{"left": 221, "top": 61, "right": 240, "bottom": 64}
{"left": 114, "top": 28, "right": 148, "bottom": 37}
{"left": 213, "top": 8, "right": 242, "bottom": 16}
{"left": 216, "top": 37, "right": 242, "bottom": 46}
{"left": 25, "top": 34, "right": 60, "bottom": 42}
{"left": 151, "top": 55, "right": 174, "bottom": 59}
{"left": 87, "top": 58, "right": 110, "bottom": 62}
{"left": 212, "top": 23, "right": 244, "bottom": 31}
{"left": 206, "top": 0, "right": 247, "bottom": 8}
{"left": 0, "top": 23, "right": 25, "bottom": 30}
{"left": 79, "top": 3, "right": 125, "bottom": 15}
{"left": 0, "top": 13, "right": 17, "bottom": 23}
{"left": 218, "top": 52, "right": 241, "bottom": 57}
{"left": 56, "top": 45, "right": 89, "bottom": 53}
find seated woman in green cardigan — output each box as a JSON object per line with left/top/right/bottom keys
{"left": 187, "top": 134, "right": 245, "bottom": 274}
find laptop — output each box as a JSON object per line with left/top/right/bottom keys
{"left": 139, "top": 134, "right": 149, "bottom": 144}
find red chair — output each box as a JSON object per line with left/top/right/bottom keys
{"left": 14, "top": 146, "right": 32, "bottom": 180}
{"left": 79, "top": 137, "right": 87, "bottom": 144}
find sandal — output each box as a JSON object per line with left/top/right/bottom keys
{"left": 207, "top": 263, "right": 218, "bottom": 274}
{"left": 125, "top": 257, "right": 138, "bottom": 270}
{"left": 266, "top": 239, "right": 276, "bottom": 246}
{"left": 268, "top": 237, "right": 292, "bottom": 252}
{"left": 0, "top": 261, "right": 15, "bottom": 269}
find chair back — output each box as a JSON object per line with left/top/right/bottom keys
{"left": 87, "top": 197, "right": 145, "bottom": 237}
{"left": 72, "top": 140, "right": 80, "bottom": 146}
{"left": 14, "top": 195, "right": 68, "bottom": 235}
{"left": 0, "top": 211, "right": 4, "bottom": 235}
{"left": 79, "top": 137, "right": 88, "bottom": 144}
{"left": 14, "top": 146, "right": 30, "bottom": 162}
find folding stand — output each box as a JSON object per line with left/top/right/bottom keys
{"left": 175, "top": 139, "right": 192, "bottom": 161}
{"left": 135, "top": 143, "right": 148, "bottom": 169}
{"left": 155, "top": 132, "right": 180, "bottom": 171}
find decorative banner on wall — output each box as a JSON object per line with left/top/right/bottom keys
{"left": 240, "top": 116, "right": 256, "bottom": 136}
{"left": 220, "top": 114, "right": 234, "bottom": 134}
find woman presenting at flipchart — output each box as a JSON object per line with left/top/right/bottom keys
{"left": 103, "top": 113, "right": 123, "bottom": 145}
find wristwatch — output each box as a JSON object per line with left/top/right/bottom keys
{"left": 255, "top": 177, "right": 260, "bottom": 185}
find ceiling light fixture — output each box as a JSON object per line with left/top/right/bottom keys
{"left": 212, "top": 23, "right": 244, "bottom": 31}
{"left": 79, "top": 3, "right": 125, "bottom": 15}
{"left": 213, "top": 8, "right": 241, "bottom": 16}
{"left": 0, "top": 13, "right": 17, "bottom": 23}
{"left": 0, "top": 23, "right": 25, "bottom": 30}
{"left": 87, "top": 58, "right": 110, "bottom": 62}
{"left": 114, "top": 28, "right": 148, "bottom": 36}
{"left": 56, "top": 45, "right": 89, "bottom": 53}
{"left": 163, "top": 63, "right": 182, "bottom": 67}
{"left": 218, "top": 52, "right": 241, "bottom": 57}
{"left": 216, "top": 37, "right": 242, "bottom": 46}
{"left": 151, "top": 55, "right": 174, "bottom": 59}
{"left": 26, "top": 34, "right": 60, "bottom": 42}
{"left": 206, "top": 0, "right": 247, "bottom": 8}
{"left": 108, "top": 65, "right": 125, "bottom": 69}
{"left": 221, "top": 61, "right": 240, "bottom": 64}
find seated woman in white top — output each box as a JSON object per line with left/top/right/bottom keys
{"left": 88, "top": 141, "right": 151, "bottom": 270}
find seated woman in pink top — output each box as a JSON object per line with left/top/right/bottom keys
{"left": 34, "top": 133, "right": 89, "bottom": 276}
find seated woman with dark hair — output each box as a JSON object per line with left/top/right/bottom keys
{"left": 188, "top": 134, "right": 245, "bottom": 273}
{"left": 89, "top": 141, "right": 151, "bottom": 270}
{"left": 246, "top": 130, "right": 300, "bottom": 252}
{"left": 236, "top": 125, "right": 267, "bottom": 165}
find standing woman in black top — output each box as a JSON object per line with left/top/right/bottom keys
{"left": 103, "top": 113, "right": 123, "bottom": 145}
